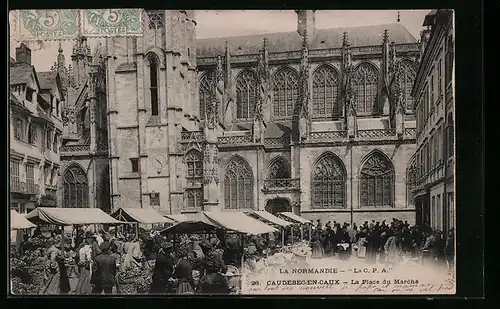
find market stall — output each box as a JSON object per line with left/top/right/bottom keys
{"left": 245, "top": 210, "right": 291, "bottom": 246}
{"left": 160, "top": 211, "right": 278, "bottom": 294}
{"left": 26, "top": 207, "right": 124, "bottom": 226}
{"left": 112, "top": 207, "right": 174, "bottom": 236}
{"left": 10, "top": 209, "right": 36, "bottom": 247}
{"left": 277, "top": 212, "right": 313, "bottom": 243}
{"left": 11, "top": 209, "right": 36, "bottom": 230}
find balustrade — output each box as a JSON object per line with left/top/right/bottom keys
{"left": 61, "top": 144, "right": 90, "bottom": 152}
{"left": 309, "top": 131, "right": 347, "bottom": 141}
{"left": 357, "top": 129, "right": 396, "bottom": 139}
{"left": 218, "top": 133, "right": 252, "bottom": 145}
{"left": 10, "top": 180, "right": 25, "bottom": 193}
{"left": 263, "top": 178, "right": 300, "bottom": 191}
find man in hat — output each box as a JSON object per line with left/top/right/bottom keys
{"left": 150, "top": 239, "right": 175, "bottom": 294}
{"left": 92, "top": 241, "right": 117, "bottom": 295}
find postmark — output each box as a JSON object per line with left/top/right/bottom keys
{"left": 81, "top": 9, "right": 143, "bottom": 37}
{"left": 15, "top": 9, "right": 79, "bottom": 41}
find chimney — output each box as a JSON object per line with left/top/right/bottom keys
{"left": 295, "top": 10, "right": 316, "bottom": 37}
{"left": 15, "top": 43, "right": 32, "bottom": 66}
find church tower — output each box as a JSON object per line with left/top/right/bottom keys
{"left": 106, "top": 10, "right": 198, "bottom": 214}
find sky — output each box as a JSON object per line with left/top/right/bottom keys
{"left": 9, "top": 9, "right": 431, "bottom": 72}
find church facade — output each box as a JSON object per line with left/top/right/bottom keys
{"left": 57, "top": 10, "right": 419, "bottom": 225}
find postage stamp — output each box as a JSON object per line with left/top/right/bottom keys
{"left": 80, "top": 9, "right": 143, "bottom": 37}
{"left": 15, "top": 9, "right": 79, "bottom": 41}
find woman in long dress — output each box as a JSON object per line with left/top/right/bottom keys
{"left": 173, "top": 246, "right": 195, "bottom": 294}
{"left": 384, "top": 232, "right": 403, "bottom": 267}
{"left": 40, "top": 241, "right": 62, "bottom": 295}
{"left": 74, "top": 238, "right": 93, "bottom": 294}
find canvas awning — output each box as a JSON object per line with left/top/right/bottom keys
{"left": 204, "top": 211, "right": 277, "bottom": 235}
{"left": 25, "top": 207, "right": 125, "bottom": 226}
{"left": 111, "top": 207, "right": 173, "bottom": 224}
{"left": 247, "top": 211, "right": 292, "bottom": 228}
{"left": 10, "top": 209, "right": 36, "bottom": 230}
{"left": 163, "top": 214, "right": 190, "bottom": 223}
{"left": 161, "top": 211, "right": 277, "bottom": 235}
{"left": 278, "top": 212, "right": 312, "bottom": 224}
{"left": 160, "top": 212, "right": 222, "bottom": 234}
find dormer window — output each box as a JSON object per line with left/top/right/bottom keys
{"left": 26, "top": 87, "right": 35, "bottom": 102}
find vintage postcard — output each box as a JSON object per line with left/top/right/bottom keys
{"left": 9, "top": 9, "right": 455, "bottom": 296}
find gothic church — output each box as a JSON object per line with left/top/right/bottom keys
{"left": 58, "top": 10, "right": 418, "bottom": 225}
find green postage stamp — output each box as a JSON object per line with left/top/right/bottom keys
{"left": 81, "top": 9, "right": 142, "bottom": 37}
{"left": 12, "top": 9, "right": 143, "bottom": 41}
{"left": 15, "top": 9, "right": 80, "bottom": 41}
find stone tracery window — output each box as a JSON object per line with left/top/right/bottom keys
{"left": 312, "top": 65, "right": 340, "bottom": 118}
{"left": 147, "top": 10, "right": 165, "bottom": 29}
{"left": 360, "top": 151, "right": 394, "bottom": 208}
{"left": 268, "top": 158, "right": 290, "bottom": 179}
{"left": 185, "top": 150, "right": 203, "bottom": 179}
{"left": 224, "top": 156, "right": 253, "bottom": 209}
{"left": 63, "top": 163, "right": 89, "bottom": 208}
{"left": 400, "top": 60, "right": 417, "bottom": 111}
{"left": 353, "top": 62, "right": 378, "bottom": 115}
{"left": 186, "top": 188, "right": 203, "bottom": 209}
{"left": 311, "top": 153, "right": 346, "bottom": 209}
{"left": 236, "top": 70, "right": 258, "bottom": 120}
{"left": 199, "top": 71, "right": 214, "bottom": 120}
{"left": 272, "top": 67, "right": 299, "bottom": 118}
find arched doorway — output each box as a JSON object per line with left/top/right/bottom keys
{"left": 265, "top": 198, "right": 291, "bottom": 215}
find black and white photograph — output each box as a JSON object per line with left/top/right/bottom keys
{"left": 8, "top": 9, "right": 456, "bottom": 295}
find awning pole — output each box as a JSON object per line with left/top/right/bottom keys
{"left": 309, "top": 225, "right": 312, "bottom": 242}
{"left": 281, "top": 229, "right": 285, "bottom": 247}
{"left": 291, "top": 227, "right": 294, "bottom": 246}
{"left": 300, "top": 226, "right": 304, "bottom": 241}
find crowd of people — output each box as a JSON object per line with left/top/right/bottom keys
{"left": 11, "top": 218, "right": 455, "bottom": 295}
{"left": 309, "top": 219, "right": 455, "bottom": 268}
{"left": 13, "top": 226, "right": 238, "bottom": 295}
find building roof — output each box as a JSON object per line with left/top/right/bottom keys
{"left": 9, "top": 57, "right": 16, "bottom": 67}
{"left": 37, "top": 71, "right": 56, "bottom": 90}
{"left": 196, "top": 23, "right": 417, "bottom": 57}
{"left": 9, "top": 64, "right": 38, "bottom": 86}
{"left": 9, "top": 92, "right": 32, "bottom": 114}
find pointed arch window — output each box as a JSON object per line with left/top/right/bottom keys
{"left": 273, "top": 67, "right": 299, "bottom": 118}
{"left": 224, "top": 157, "right": 253, "bottom": 209}
{"left": 236, "top": 70, "right": 258, "bottom": 119}
{"left": 353, "top": 63, "right": 378, "bottom": 115}
{"left": 311, "top": 153, "right": 346, "bottom": 209}
{"left": 199, "top": 71, "right": 214, "bottom": 120}
{"left": 312, "top": 65, "right": 340, "bottom": 118}
{"left": 63, "top": 164, "right": 89, "bottom": 208}
{"left": 406, "top": 159, "right": 417, "bottom": 206}
{"left": 185, "top": 150, "right": 203, "bottom": 179}
{"left": 147, "top": 54, "right": 160, "bottom": 116}
{"left": 186, "top": 189, "right": 203, "bottom": 209}
{"left": 400, "top": 60, "right": 417, "bottom": 111}
{"left": 268, "top": 158, "right": 290, "bottom": 179}
{"left": 360, "top": 152, "right": 394, "bottom": 207}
